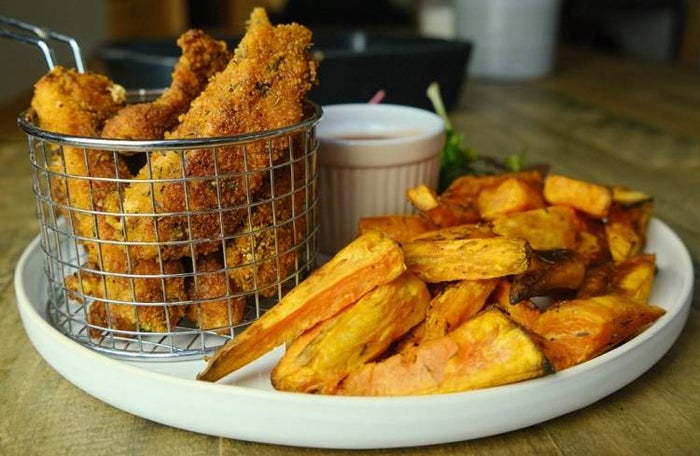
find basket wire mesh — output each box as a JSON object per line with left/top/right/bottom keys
{"left": 18, "top": 98, "right": 322, "bottom": 359}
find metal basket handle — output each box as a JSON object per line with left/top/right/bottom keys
{"left": 0, "top": 15, "right": 84, "bottom": 72}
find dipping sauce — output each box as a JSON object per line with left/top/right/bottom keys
{"left": 332, "top": 130, "right": 422, "bottom": 141}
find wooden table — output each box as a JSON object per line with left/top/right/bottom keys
{"left": 1, "top": 48, "right": 698, "bottom": 455}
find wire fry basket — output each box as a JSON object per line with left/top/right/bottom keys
{"left": 17, "top": 95, "right": 322, "bottom": 359}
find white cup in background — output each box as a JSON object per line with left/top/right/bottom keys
{"left": 455, "top": 0, "right": 562, "bottom": 79}
{"left": 316, "top": 104, "right": 445, "bottom": 255}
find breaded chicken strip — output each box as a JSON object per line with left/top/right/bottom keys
{"left": 67, "top": 259, "right": 187, "bottom": 335}
{"left": 76, "top": 30, "right": 231, "bottom": 335}
{"left": 31, "top": 66, "right": 129, "bottom": 263}
{"left": 225, "top": 156, "right": 311, "bottom": 297}
{"left": 101, "top": 29, "right": 231, "bottom": 140}
{"left": 31, "top": 67, "right": 190, "bottom": 336}
{"left": 186, "top": 251, "right": 246, "bottom": 334}
{"left": 120, "top": 8, "right": 318, "bottom": 261}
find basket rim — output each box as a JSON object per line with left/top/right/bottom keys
{"left": 17, "top": 98, "right": 322, "bottom": 152}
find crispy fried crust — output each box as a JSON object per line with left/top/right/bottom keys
{"left": 32, "top": 66, "right": 131, "bottom": 235}
{"left": 186, "top": 251, "right": 246, "bottom": 333}
{"left": 121, "top": 8, "right": 318, "bottom": 261}
{"left": 69, "top": 259, "right": 187, "bottom": 335}
{"left": 102, "top": 29, "right": 231, "bottom": 140}
{"left": 225, "top": 162, "right": 310, "bottom": 297}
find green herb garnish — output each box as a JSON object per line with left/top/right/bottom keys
{"left": 427, "top": 82, "right": 526, "bottom": 192}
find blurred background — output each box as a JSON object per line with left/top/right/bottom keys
{"left": 1, "top": 0, "right": 699, "bottom": 107}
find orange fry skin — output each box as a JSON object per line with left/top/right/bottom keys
{"left": 530, "top": 293, "right": 666, "bottom": 371}
{"left": 357, "top": 215, "right": 433, "bottom": 244}
{"left": 338, "top": 308, "right": 549, "bottom": 396}
{"left": 271, "top": 272, "right": 430, "bottom": 394}
{"left": 544, "top": 174, "right": 612, "bottom": 219}
{"left": 197, "top": 230, "right": 406, "bottom": 382}
{"left": 418, "top": 278, "right": 498, "bottom": 344}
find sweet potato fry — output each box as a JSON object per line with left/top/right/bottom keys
{"left": 610, "top": 254, "right": 656, "bottom": 303}
{"left": 410, "top": 171, "right": 545, "bottom": 229}
{"left": 611, "top": 185, "right": 653, "bottom": 207}
{"left": 410, "top": 223, "right": 495, "bottom": 242}
{"left": 271, "top": 272, "right": 430, "bottom": 394}
{"left": 570, "top": 212, "right": 610, "bottom": 266}
{"left": 197, "top": 230, "right": 406, "bottom": 382}
{"left": 407, "top": 184, "right": 440, "bottom": 211}
{"left": 573, "top": 262, "right": 612, "bottom": 300}
{"left": 509, "top": 249, "right": 587, "bottom": 303}
{"left": 357, "top": 215, "right": 432, "bottom": 244}
{"left": 418, "top": 278, "right": 498, "bottom": 343}
{"left": 491, "top": 205, "right": 579, "bottom": 251}
{"left": 337, "top": 307, "right": 550, "bottom": 396}
{"left": 605, "top": 197, "right": 654, "bottom": 263}
{"left": 442, "top": 170, "right": 544, "bottom": 200}
{"left": 491, "top": 279, "right": 541, "bottom": 329}
{"left": 543, "top": 174, "right": 612, "bottom": 218}
{"left": 402, "top": 237, "right": 531, "bottom": 283}
{"left": 476, "top": 177, "right": 546, "bottom": 220}
{"left": 530, "top": 293, "right": 666, "bottom": 371}
{"left": 407, "top": 184, "right": 479, "bottom": 228}
{"left": 576, "top": 254, "right": 656, "bottom": 303}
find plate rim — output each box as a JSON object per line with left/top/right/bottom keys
{"left": 13, "top": 217, "right": 694, "bottom": 449}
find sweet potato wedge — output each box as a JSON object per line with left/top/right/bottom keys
{"left": 476, "top": 177, "right": 546, "bottom": 220}
{"left": 491, "top": 205, "right": 579, "bottom": 251}
{"left": 491, "top": 279, "right": 542, "bottom": 329}
{"left": 543, "top": 174, "right": 612, "bottom": 218}
{"left": 443, "top": 170, "right": 544, "bottom": 200}
{"left": 402, "top": 237, "right": 531, "bottom": 283}
{"left": 419, "top": 278, "right": 498, "bottom": 343}
{"left": 407, "top": 184, "right": 480, "bottom": 228}
{"left": 570, "top": 213, "right": 611, "bottom": 266}
{"left": 577, "top": 254, "right": 656, "bottom": 303}
{"left": 337, "top": 307, "right": 550, "bottom": 396}
{"left": 611, "top": 185, "right": 653, "bottom": 207}
{"left": 357, "top": 215, "right": 432, "bottom": 244}
{"left": 605, "top": 197, "right": 654, "bottom": 263}
{"left": 197, "top": 230, "right": 406, "bottom": 382}
{"left": 271, "top": 272, "right": 431, "bottom": 394}
{"left": 530, "top": 293, "right": 666, "bottom": 371}
{"left": 414, "top": 171, "right": 545, "bottom": 228}
{"left": 410, "top": 223, "right": 496, "bottom": 242}
{"left": 610, "top": 254, "right": 656, "bottom": 303}
{"left": 407, "top": 184, "right": 440, "bottom": 211}
{"left": 509, "top": 249, "right": 587, "bottom": 303}
{"left": 400, "top": 278, "right": 498, "bottom": 350}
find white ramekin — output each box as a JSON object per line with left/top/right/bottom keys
{"left": 317, "top": 103, "right": 445, "bottom": 255}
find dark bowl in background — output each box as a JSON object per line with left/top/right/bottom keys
{"left": 96, "top": 30, "right": 472, "bottom": 111}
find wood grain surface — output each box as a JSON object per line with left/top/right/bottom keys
{"left": 1, "top": 48, "right": 698, "bottom": 455}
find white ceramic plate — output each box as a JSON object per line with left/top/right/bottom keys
{"left": 14, "top": 218, "right": 693, "bottom": 450}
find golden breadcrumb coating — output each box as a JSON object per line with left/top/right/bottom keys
{"left": 101, "top": 29, "right": 231, "bottom": 140}
{"left": 225, "top": 161, "right": 310, "bottom": 297}
{"left": 186, "top": 251, "right": 246, "bottom": 333}
{"left": 120, "top": 8, "right": 318, "bottom": 261}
